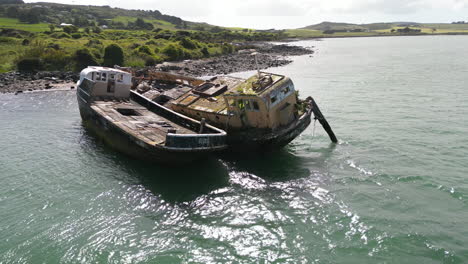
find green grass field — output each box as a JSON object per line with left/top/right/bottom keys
{"left": 0, "top": 18, "right": 50, "bottom": 32}
{"left": 111, "top": 16, "right": 178, "bottom": 30}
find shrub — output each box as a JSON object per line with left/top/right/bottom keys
{"left": 201, "top": 46, "right": 209, "bottom": 57}
{"left": 103, "top": 44, "right": 124, "bottom": 67}
{"left": 22, "top": 39, "right": 30, "bottom": 45}
{"left": 129, "top": 43, "right": 141, "bottom": 49}
{"left": 142, "top": 54, "right": 163, "bottom": 66}
{"left": 71, "top": 33, "right": 82, "bottom": 39}
{"left": 180, "top": 37, "right": 198, "bottom": 49}
{"left": 145, "top": 40, "right": 156, "bottom": 45}
{"left": 0, "top": 37, "right": 16, "bottom": 43}
{"left": 17, "top": 58, "right": 42, "bottom": 72}
{"left": 144, "top": 56, "right": 157, "bottom": 66}
{"left": 47, "top": 43, "right": 60, "bottom": 50}
{"left": 92, "top": 26, "right": 102, "bottom": 34}
{"left": 85, "top": 39, "right": 102, "bottom": 47}
{"left": 183, "top": 49, "right": 202, "bottom": 59}
{"left": 51, "top": 32, "right": 70, "bottom": 39}
{"left": 74, "top": 48, "right": 99, "bottom": 71}
{"left": 221, "top": 43, "right": 234, "bottom": 54}
{"left": 63, "top": 26, "right": 78, "bottom": 34}
{"left": 138, "top": 45, "right": 153, "bottom": 55}
{"left": 161, "top": 43, "right": 184, "bottom": 61}
{"left": 42, "top": 49, "right": 70, "bottom": 71}
{"left": 125, "top": 56, "right": 145, "bottom": 68}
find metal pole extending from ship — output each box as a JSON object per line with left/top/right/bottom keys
{"left": 251, "top": 52, "right": 260, "bottom": 78}
{"left": 308, "top": 97, "right": 338, "bottom": 143}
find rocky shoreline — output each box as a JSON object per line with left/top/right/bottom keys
{"left": 0, "top": 71, "right": 78, "bottom": 94}
{"left": 152, "top": 43, "right": 314, "bottom": 76}
{"left": 0, "top": 43, "right": 313, "bottom": 94}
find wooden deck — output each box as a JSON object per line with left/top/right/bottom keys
{"left": 91, "top": 100, "right": 194, "bottom": 146}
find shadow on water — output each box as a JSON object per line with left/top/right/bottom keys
{"left": 79, "top": 125, "right": 230, "bottom": 203}
{"left": 220, "top": 142, "right": 337, "bottom": 182}
{"left": 79, "top": 123, "right": 337, "bottom": 202}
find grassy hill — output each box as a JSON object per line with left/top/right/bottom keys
{"left": 0, "top": 2, "right": 288, "bottom": 73}
{"left": 287, "top": 21, "right": 468, "bottom": 38}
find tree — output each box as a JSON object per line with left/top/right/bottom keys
{"left": 6, "top": 6, "right": 19, "bottom": 18}
{"left": 92, "top": 26, "right": 102, "bottom": 34}
{"left": 63, "top": 25, "right": 78, "bottom": 34}
{"left": 18, "top": 8, "right": 41, "bottom": 24}
{"left": 210, "top": 26, "right": 223, "bottom": 33}
{"left": 49, "top": 24, "right": 55, "bottom": 33}
{"left": 0, "top": 0, "right": 24, "bottom": 4}
{"left": 103, "top": 44, "right": 124, "bottom": 67}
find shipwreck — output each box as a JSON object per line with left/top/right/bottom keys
{"left": 134, "top": 69, "right": 337, "bottom": 151}
{"left": 76, "top": 66, "right": 228, "bottom": 163}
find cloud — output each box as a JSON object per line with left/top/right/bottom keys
{"left": 234, "top": 0, "right": 310, "bottom": 16}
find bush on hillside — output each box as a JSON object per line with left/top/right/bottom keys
{"left": 41, "top": 49, "right": 70, "bottom": 71}
{"left": 63, "top": 26, "right": 78, "bottom": 34}
{"left": 138, "top": 45, "right": 153, "bottom": 55}
{"left": 17, "top": 58, "right": 42, "bottom": 72}
{"left": 103, "top": 44, "right": 124, "bottom": 67}
{"left": 71, "top": 33, "right": 82, "bottom": 39}
{"left": 161, "top": 43, "right": 184, "bottom": 61}
{"left": 180, "top": 37, "right": 198, "bottom": 49}
{"left": 85, "top": 39, "right": 102, "bottom": 47}
{"left": 51, "top": 32, "right": 70, "bottom": 39}
{"left": 201, "top": 47, "right": 209, "bottom": 57}
{"left": 74, "top": 48, "right": 99, "bottom": 71}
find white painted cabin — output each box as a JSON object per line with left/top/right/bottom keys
{"left": 78, "top": 66, "right": 132, "bottom": 99}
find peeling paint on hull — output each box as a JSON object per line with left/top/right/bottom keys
{"left": 78, "top": 100, "right": 222, "bottom": 164}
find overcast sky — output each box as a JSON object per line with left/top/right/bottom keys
{"left": 25, "top": 0, "right": 468, "bottom": 29}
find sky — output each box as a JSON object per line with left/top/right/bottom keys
{"left": 25, "top": 0, "right": 468, "bottom": 29}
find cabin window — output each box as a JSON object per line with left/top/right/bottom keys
{"left": 237, "top": 99, "right": 245, "bottom": 110}
{"left": 252, "top": 100, "right": 260, "bottom": 111}
{"left": 110, "top": 74, "right": 115, "bottom": 80}
{"left": 271, "top": 96, "right": 277, "bottom": 103}
{"left": 91, "top": 72, "right": 95, "bottom": 81}
{"left": 101, "top": 73, "right": 107, "bottom": 82}
{"left": 228, "top": 99, "right": 236, "bottom": 106}
{"left": 95, "top": 72, "right": 101, "bottom": 81}
{"left": 117, "top": 74, "right": 123, "bottom": 83}
{"left": 282, "top": 86, "right": 291, "bottom": 94}
{"left": 244, "top": 100, "right": 252, "bottom": 110}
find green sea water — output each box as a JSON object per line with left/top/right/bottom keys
{"left": 1, "top": 35, "right": 468, "bottom": 263}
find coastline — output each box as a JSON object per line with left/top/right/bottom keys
{"left": 0, "top": 43, "right": 313, "bottom": 94}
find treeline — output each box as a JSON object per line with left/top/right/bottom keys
{"left": 0, "top": 2, "right": 183, "bottom": 27}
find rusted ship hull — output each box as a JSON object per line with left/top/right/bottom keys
{"left": 224, "top": 103, "right": 313, "bottom": 151}
{"left": 78, "top": 99, "right": 225, "bottom": 163}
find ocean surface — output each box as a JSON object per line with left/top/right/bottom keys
{"left": 1, "top": 35, "right": 468, "bottom": 263}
